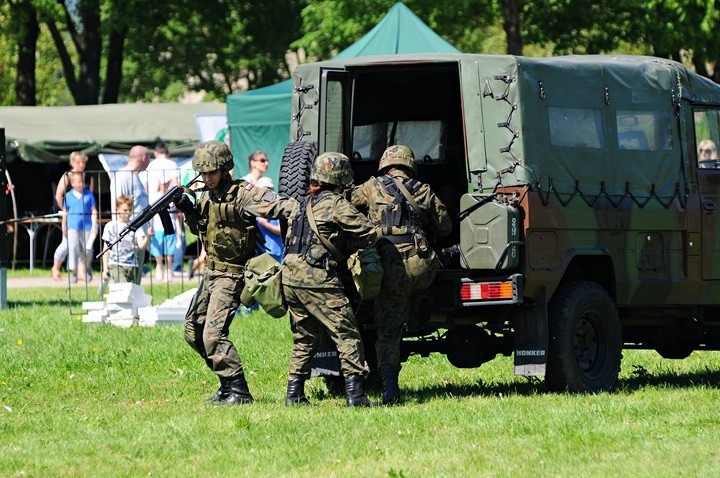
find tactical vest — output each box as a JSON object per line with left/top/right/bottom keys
{"left": 376, "top": 175, "right": 423, "bottom": 242}
{"left": 285, "top": 191, "right": 333, "bottom": 268}
{"left": 197, "top": 180, "right": 256, "bottom": 270}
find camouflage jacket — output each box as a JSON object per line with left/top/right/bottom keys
{"left": 186, "top": 177, "right": 295, "bottom": 271}
{"left": 283, "top": 190, "right": 376, "bottom": 288}
{"left": 350, "top": 170, "right": 452, "bottom": 249}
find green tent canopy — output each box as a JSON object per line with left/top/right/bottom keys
{"left": 0, "top": 102, "right": 227, "bottom": 164}
{"left": 226, "top": 2, "right": 461, "bottom": 185}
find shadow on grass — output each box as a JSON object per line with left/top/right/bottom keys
{"left": 7, "top": 299, "right": 81, "bottom": 309}
{"left": 404, "top": 367, "right": 720, "bottom": 402}
{"left": 616, "top": 365, "right": 720, "bottom": 392}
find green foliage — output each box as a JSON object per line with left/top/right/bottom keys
{"left": 524, "top": 0, "right": 720, "bottom": 71}
{"left": 2, "top": 284, "right": 720, "bottom": 475}
{"left": 293, "top": 0, "right": 502, "bottom": 60}
{"left": 0, "top": 4, "right": 17, "bottom": 105}
{"left": 121, "top": 0, "right": 304, "bottom": 101}
{"left": 4, "top": 1, "right": 720, "bottom": 106}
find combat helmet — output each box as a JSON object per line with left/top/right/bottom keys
{"left": 192, "top": 140, "right": 234, "bottom": 172}
{"left": 378, "top": 144, "right": 417, "bottom": 175}
{"left": 311, "top": 152, "right": 354, "bottom": 187}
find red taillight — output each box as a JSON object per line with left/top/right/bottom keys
{"left": 460, "top": 281, "right": 513, "bottom": 301}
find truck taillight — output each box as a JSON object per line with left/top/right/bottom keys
{"left": 460, "top": 281, "right": 514, "bottom": 301}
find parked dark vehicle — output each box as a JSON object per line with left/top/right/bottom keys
{"left": 279, "top": 53, "right": 720, "bottom": 392}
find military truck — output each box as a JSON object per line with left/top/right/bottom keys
{"left": 278, "top": 53, "right": 720, "bottom": 392}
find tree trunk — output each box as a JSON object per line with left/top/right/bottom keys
{"left": 103, "top": 26, "right": 128, "bottom": 104}
{"left": 77, "top": 0, "right": 102, "bottom": 104}
{"left": 501, "top": 0, "right": 523, "bottom": 56}
{"left": 14, "top": 3, "right": 39, "bottom": 106}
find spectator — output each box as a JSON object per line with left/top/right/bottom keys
{"left": 62, "top": 171, "right": 98, "bottom": 284}
{"left": 241, "top": 150, "right": 269, "bottom": 185}
{"left": 101, "top": 195, "right": 150, "bottom": 284}
{"left": 110, "top": 145, "right": 149, "bottom": 284}
{"left": 51, "top": 151, "right": 94, "bottom": 281}
{"left": 698, "top": 139, "right": 718, "bottom": 169}
{"left": 255, "top": 176, "right": 284, "bottom": 263}
{"left": 144, "top": 142, "right": 181, "bottom": 281}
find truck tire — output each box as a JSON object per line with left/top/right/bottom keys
{"left": 546, "top": 281, "right": 622, "bottom": 392}
{"left": 279, "top": 141, "right": 318, "bottom": 200}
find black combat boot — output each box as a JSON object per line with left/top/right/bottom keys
{"left": 285, "top": 377, "right": 310, "bottom": 406}
{"left": 380, "top": 369, "right": 401, "bottom": 405}
{"left": 216, "top": 373, "right": 254, "bottom": 406}
{"left": 205, "top": 376, "right": 231, "bottom": 403}
{"left": 345, "top": 375, "right": 373, "bottom": 407}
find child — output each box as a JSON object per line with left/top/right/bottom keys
{"left": 62, "top": 171, "right": 98, "bottom": 283}
{"left": 101, "top": 195, "right": 150, "bottom": 284}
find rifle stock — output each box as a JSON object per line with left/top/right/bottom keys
{"left": 96, "top": 186, "right": 185, "bottom": 259}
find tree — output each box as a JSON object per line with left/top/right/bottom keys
{"left": 121, "top": 0, "right": 304, "bottom": 101}
{"left": 523, "top": 0, "right": 720, "bottom": 81}
{"left": 13, "top": 0, "right": 39, "bottom": 106}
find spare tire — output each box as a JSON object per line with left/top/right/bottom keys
{"left": 279, "top": 141, "right": 318, "bottom": 200}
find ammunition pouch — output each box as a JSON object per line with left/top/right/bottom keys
{"left": 346, "top": 247, "right": 384, "bottom": 300}
{"left": 241, "top": 253, "right": 287, "bottom": 318}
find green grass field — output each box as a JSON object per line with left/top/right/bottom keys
{"left": 2, "top": 281, "right": 720, "bottom": 477}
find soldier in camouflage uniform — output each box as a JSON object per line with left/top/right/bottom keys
{"left": 351, "top": 145, "right": 452, "bottom": 404}
{"left": 177, "top": 140, "right": 295, "bottom": 406}
{"left": 283, "top": 152, "right": 377, "bottom": 407}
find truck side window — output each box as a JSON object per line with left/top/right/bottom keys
{"left": 548, "top": 107, "right": 604, "bottom": 148}
{"left": 694, "top": 109, "right": 720, "bottom": 169}
{"left": 616, "top": 111, "right": 672, "bottom": 151}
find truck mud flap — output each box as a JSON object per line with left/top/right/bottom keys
{"left": 512, "top": 289, "right": 548, "bottom": 376}
{"left": 310, "top": 329, "right": 341, "bottom": 377}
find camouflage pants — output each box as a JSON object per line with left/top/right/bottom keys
{"left": 184, "top": 269, "right": 245, "bottom": 378}
{"left": 374, "top": 245, "right": 439, "bottom": 374}
{"left": 284, "top": 285, "right": 369, "bottom": 379}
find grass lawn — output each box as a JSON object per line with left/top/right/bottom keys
{"left": 1, "top": 277, "right": 720, "bottom": 476}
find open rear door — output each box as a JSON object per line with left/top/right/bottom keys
{"left": 319, "top": 69, "right": 351, "bottom": 155}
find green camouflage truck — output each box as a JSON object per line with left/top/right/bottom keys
{"left": 278, "top": 53, "right": 720, "bottom": 392}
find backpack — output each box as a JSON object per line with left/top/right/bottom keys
{"left": 240, "top": 253, "right": 287, "bottom": 318}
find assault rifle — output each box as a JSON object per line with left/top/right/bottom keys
{"left": 96, "top": 174, "right": 200, "bottom": 259}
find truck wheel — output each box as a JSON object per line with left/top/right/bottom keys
{"left": 279, "top": 141, "right": 318, "bottom": 200}
{"left": 655, "top": 344, "right": 693, "bottom": 360}
{"left": 546, "top": 281, "right": 622, "bottom": 392}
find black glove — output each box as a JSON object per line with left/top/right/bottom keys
{"left": 175, "top": 188, "right": 196, "bottom": 215}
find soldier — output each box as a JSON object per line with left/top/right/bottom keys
{"left": 351, "top": 145, "right": 452, "bottom": 404}
{"left": 283, "top": 152, "right": 377, "bottom": 407}
{"left": 177, "top": 140, "right": 295, "bottom": 406}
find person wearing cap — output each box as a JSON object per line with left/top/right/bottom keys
{"left": 176, "top": 140, "right": 295, "bottom": 406}
{"left": 350, "top": 144, "right": 451, "bottom": 405}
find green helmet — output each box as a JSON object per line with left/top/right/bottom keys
{"left": 192, "top": 140, "right": 234, "bottom": 172}
{"left": 311, "top": 152, "right": 354, "bottom": 186}
{"left": 378, "top": 144, "right": 417, "bottom": 175}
